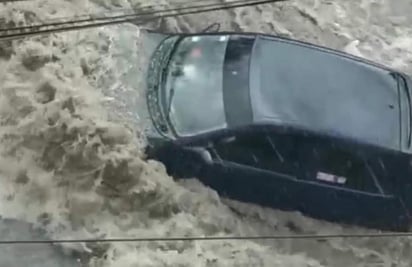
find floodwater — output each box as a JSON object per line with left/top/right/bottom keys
{"left": 0, "top": 0, "right": 411, "bottom": 266}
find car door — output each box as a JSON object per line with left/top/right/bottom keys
{"left": 366, "top": 146, "right": 412, "bottom": 226}
{"left": 198, "top": 126, "right": 308, "bottom": 211}
{"left": 297, "top": 133, "right": 409, "bottom": 230}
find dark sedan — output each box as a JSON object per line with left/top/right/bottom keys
{"left": 143, "top": 30, "right": 412, "bottom": 231}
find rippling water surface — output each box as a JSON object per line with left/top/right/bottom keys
{"left": 0, "top": 1, "right": 411, "bottom": 266}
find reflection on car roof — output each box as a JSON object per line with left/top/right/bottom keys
{"left": 249, "top": 35, "right": 400, "bottom": 149}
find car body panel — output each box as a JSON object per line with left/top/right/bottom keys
{"left": 147, "top": 126, "right": 412, "bottom": 230}
{"left": 143, "top": 30, "right": 412, "bottom": 231}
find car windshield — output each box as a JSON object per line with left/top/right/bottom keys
{"left": 400, "top": 74, "right": 412, "bottom": 149}
{"left": 163, "top": 35, "right": 229, "bottom": 136}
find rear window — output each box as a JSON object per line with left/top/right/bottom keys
{"left": 250, "top": 36, "right": 400, "bottom": 150}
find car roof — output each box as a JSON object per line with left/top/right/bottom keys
{"left": 178, "top": 31, "right": 398, "bottom": 74}
{"left": 167, "top": 31, "right": 405, "bottom": 150}
{"left": 248, "top": 34, "right": 401, "bottom": 150}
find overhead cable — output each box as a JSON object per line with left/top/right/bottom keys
{"left": 0, "top": 0, "right": 287, "bottom": 40}
{"left": 0, "top": 0, "right": 30, "bottom": 3}
{"left": 0, "top": 0, "right": 238, "bottom": 30}
{"left": 0, "top": 231, "right": 412, "bottom": 245}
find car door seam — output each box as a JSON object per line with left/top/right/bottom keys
{"left": 365, "top": 160, "right": 385, "bottom": 196}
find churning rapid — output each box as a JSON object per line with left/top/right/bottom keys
{"left": 0, "top": 0, "right": 412, "bottom": 266}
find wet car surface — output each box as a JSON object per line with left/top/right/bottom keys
{"left": 144, "top": 30, "right": 412, "bottom": 231}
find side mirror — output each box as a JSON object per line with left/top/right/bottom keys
{"left": 186, "top": 147, "right": 213, "bottom": 164}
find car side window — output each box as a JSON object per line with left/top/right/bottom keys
{"left": 299, "top": 136, "right": 383, "bottom": 194}
{"left": 211, "top": 129, "right": 301, "bottom": 176}
{"left": 212, "top": 131, "right": 265, "bottom": 167}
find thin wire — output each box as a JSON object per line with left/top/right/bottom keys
{"left": 0, "top": 5, "right": 153, "bottom": 29}
{"left": 0, "top": 0, "right": 242, "bottom": 31}
{"left": 0, "top": 0, "right": 410, "bottom": 246}
{"left": 0, "top": 0, "right": 285, "bottom": 40}
{"left": 0, "top": 0, "right": 30, "bottom": 2}
{"left": 0, "top": 0, "right": 216, "bottom": 31}
{"left": 0, "top": 0, "right": 282, "bottom": 33}
{"left": 1, "top": 232, "right": 412, "bottom": 245}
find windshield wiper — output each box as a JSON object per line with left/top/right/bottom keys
{"left": 166, "top": 66, "right": 184, "bottom": 117}
{"left": 166, "top": 86, "right": 175, "bottom": 117}
{"left": 400, "top": 74, "right": 412, "bottom": 147}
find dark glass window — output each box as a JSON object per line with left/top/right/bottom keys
{"left": 299, "top": 137, "right": 382, "bottom": 194}
{"left": 212, "top": 129, "right": 300, "bottom": 176}
{"left": 165, "top": 35, "right": 228, "bottom": 137}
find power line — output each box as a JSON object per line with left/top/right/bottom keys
{"left": 0, "top": 0, "right": 276, "bottom": 37}
{"left": 0, "top": 0, "right": 246, "bottom": 31}
{"left": 0, "top": 3, "right": 157, "bottom": 30}
{"left": 0, "top": 0, "right": 287, "bottom": 40}
{"left": 0, "top": 0, "right": 210, "bottom": 32}
{"left": 0, "top": 0, "right": 410, "bottom": 247}
{"left": 0, "top": 0, "right": 30, "bottom": 3}
{"left": 0, "top": 0, "right": 282, "bottom": 32}
{"left": 1, "top": 232, "right": 412, "bottom": 245}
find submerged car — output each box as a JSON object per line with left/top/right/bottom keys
{"left": 143, "top": 30, "right": 412, "bottom": 231}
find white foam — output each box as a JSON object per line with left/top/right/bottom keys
{"left": 1, "top": 0, "right": 412, "bottom": 266}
